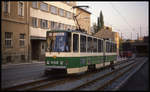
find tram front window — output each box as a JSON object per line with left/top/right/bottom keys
{"left": 46, "top": 32, "right": 71, "bottom": 52}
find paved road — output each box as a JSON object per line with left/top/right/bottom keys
{"left": 2, "top": 62, "right": 46, "bottom": 88}
{"left": 119, "top": 57, "right": 149, "bottom": 91}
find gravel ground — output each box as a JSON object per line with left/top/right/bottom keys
{"left": 119, "top": 57, "right": 149, "bottom": 91}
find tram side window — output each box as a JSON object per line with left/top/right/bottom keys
{"left": 87, "top": 37, "right": 92, "bottom": 52}
{"left": 112, "top": 43, "right": 114, "bottom": 52}
{"left": 93, "top": 38, "right": 97, "bottom": 52}
{"left": 98, "top": 40, "right": 101, "bottom": 52}
{"left": 110, "top": 42, "right": 113, "bottom": 52}
{"left": 114, "top": 44, "right": 117, "bottom": 52}
{"left": 106, "top": 42, "right": 109, "bottom": 52}
{"left": 73, "top": 34, "right": 79, "bottom": 52}
{"left": 80, "top": 35, "right": 86, "bottom": 52}
{"left": 106, "top": 42, "right": 108, "bottom": 52}
{"left": 113, "top": 43, "right": 115, "bottom": 52}
{"left": 109, "top": 42, "right": 111, "bottom": 52}
{"left": 101, "top": 40, "right": 104, "bottom": 52}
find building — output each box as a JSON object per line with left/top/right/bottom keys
{"left": 2, "top": 1, "right": 92, "bottom": 63}
{"left": 1, "top": 1, "right": 29, "bottom": 64}
{"left": 29, "top": 1, "right": 77, "bottom": 61}
{"left": 94, "top": 26, "right": 120, "bottom": 55}
{"left": 76, "top": 7, "right": 91, "bottom": 34}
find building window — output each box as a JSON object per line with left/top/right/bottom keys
{"left": 51, "top": 21, "right": 58, "bottom": 30}
{"left": 6, "top": 56, "right": 12, "bottom": 63}
{"left": 40, "top": 19, "right": 48, "bottom": 29}
{"left": 59, "top": 8, "right": 64, "bottom": 17}
{"left": 40, "top": 2, "right": 48, "bottom": 11}
{"left": 5, "top": 32, "right": 13, "bottom": 48}
{"left": 66, "top": 1, "right": 70, "bottom": 4}
{"left": 61, "top": 24, "right": 64, "bottom": 30}
{"left": 32, "top": 1, "right": 38, "bottom": 8}
{"left": 50, "top": 5, "right": 57, "bottom": 14}
{"left": 20, "top": 34, "right": 25, "bottom": 47}
{"left": 66, "top": 11, "right": 71, "bottom": 19}
{"left": 18, "top": 1, "right": 24, "bottom": 16}
{"left": 4, "top": 1, "right": 10, "bottom": 13}
{"left": 32, "top": 17, "right": 38, "bottom": 27}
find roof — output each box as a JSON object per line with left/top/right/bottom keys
{"left": 77, "top": 7, "right": 91, "bottom": 14}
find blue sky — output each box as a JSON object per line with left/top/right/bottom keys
{"left": 77, "top": 1, "right": 149, "bottom": 40}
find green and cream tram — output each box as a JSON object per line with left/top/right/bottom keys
{"left": 45, "top": 30, "right": 117, "bottom": 74}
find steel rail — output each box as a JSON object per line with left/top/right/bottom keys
{"left": 96, "top": 61, "right": 139, "bottom": 90}
{"left": 70, "top": 59, "right": 136, "bottom": 90}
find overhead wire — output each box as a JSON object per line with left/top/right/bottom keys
{"left": 109, "top": 3, "right": 135, "bottom": 32}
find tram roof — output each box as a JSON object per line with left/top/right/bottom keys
{"left": 47, "top": 29, "right": 92, "bottom": 36}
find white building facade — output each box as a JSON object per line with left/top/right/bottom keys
{"left": 29, "top": 1, "right": 77, "bottom": 60}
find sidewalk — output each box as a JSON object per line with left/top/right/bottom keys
{"left": 2, "top": 60, "right": 45, "bottom": 69}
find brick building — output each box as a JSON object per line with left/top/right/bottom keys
{"left": 1, "top": 1, "right": 30, "bottom": 64}
{"left": 76, "top": 7, "right": 91, "bottom": 34}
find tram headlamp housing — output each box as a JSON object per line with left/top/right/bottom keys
{"left": 47, "top": 61, "right": 50, "bottom": 64}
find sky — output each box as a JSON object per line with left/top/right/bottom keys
{"left": 77, "top": 1, "right": 149, "bottom": 40}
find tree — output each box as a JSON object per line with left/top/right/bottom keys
{"left": 92, "top": 10, "right": 104, "bottom": 34}
{"left": 99, "top": 11, "right": 104, "bottom": 29}
{"left": 96, "top": 11, "right": 104, "bottom": 32}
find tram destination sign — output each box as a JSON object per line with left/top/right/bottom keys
{"left": 48, "top": 32, "right": 65, "bottom": 36}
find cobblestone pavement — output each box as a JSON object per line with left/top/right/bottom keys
{"left": 119, "top": 57, "right": 149, "bottom": 91}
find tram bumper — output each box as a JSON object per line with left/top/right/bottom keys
{"left": 45, "top": 66, "right": 67, "bottom": 75}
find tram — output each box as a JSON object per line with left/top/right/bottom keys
{"left": 45, "top": 30, "right": 117, "bottom": 74}
{"left": 120, "top": 42, "right": 133, "bottom": 58}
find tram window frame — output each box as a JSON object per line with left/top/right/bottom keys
{"left": 80, "top": 35, "right": 86, "bottom": 52}
{"left": 98, "top": 39, "right": 101, "bottom": 52}
{"left": 73, "top": 34, "right": 79, "bottom": 52}
{"left": 93, "top": 38, "right": 97, "bottom": 52}
{"left": 87, "top": 37, "right": 92, "bottom": 52}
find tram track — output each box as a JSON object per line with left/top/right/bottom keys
{"left": 70, "top": 59, "right": 138, "bottom": 90}
{"left": 2, "top": 58, "right": 135, "bottom": 91}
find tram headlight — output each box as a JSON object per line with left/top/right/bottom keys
{"left": 47, "top": 61, "right": 50, "bottom": 64}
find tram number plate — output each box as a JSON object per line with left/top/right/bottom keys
{"left": 50, "top": 61, "right": 64, "bottom": 65}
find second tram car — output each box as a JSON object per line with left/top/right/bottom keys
{"left": 120, "top": 42, "right": 133, "bottom": 58}
{"left": 45, "top": 30, "right": 117, "bottom": 74}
